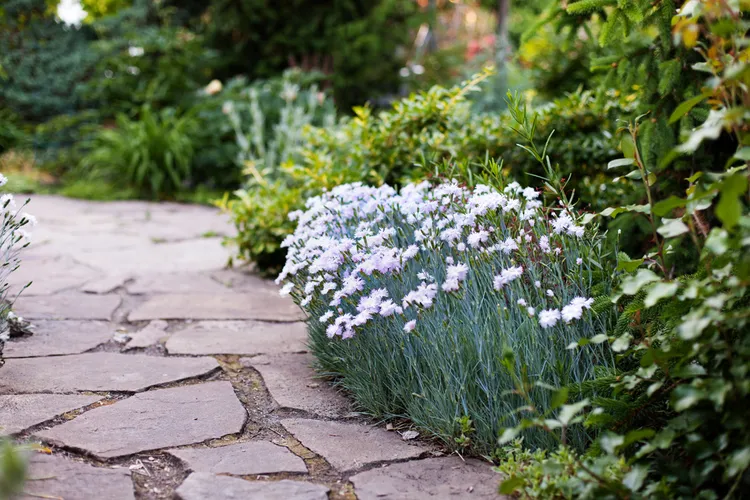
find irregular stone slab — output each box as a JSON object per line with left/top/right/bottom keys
{"left": 350, "top": 457, "right": 501, "bottom": 500}
{"left": 0, "top": 394, "right": 101, "bottom": 435}
{"left": 126, "top": 320, "right": 170, "bottom": 349}
{"left": 246, "top": 354, "right": 350, "bottom": 417}
{"left": 168, "top": 441, "right": 307, "bottom": 475}
{"left": 9, "top": 255, "right": 99, "bottom": 296}
{"left": 166, "top": 321, "right": 307, "bottom": 356}
{"left": 82, "top": 274, "right": 131, "bottom": 294}
{"left": 0, "top": 353, "right": 219, "bottom": 393}
{"left": 176, "top": 474, "right": 328, "bottom": 500}
{"left": 129, "top": 293, "right": 304, "bottom": 322}
{"left": 4, "top": 321, "right": 114, "bottom": 358}
{"left": 77, "top": 239, "right": 229, "bottom": 274}
{"left": 14, "top": 294, "right": 121, "bottom": 320}
{"left": 21, "top": 453, "right": 134, "bottom": 500}
{"left": 280, "top": 419, "right": 429, "bottom": 471}
{"left": 210, "top": 269, "right": 278, "bottom": 292}
{"left": 126, "top": 273, "right": 229, "bottom": 295}
{"left": 36, "top": 382, "right": 246, "bottom": 458}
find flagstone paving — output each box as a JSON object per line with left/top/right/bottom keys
{"left": 1, "top": 195, "right": 503, "bottom": 499}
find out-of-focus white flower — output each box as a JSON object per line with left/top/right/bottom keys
{"left": 539, "top": 309, "right": 561, "bottom": 328}
{"left": 493, "top": 266, "right": 523, "bottom": 290}
{"left": 576, "top": 257, "right": 583, "bottom": 265}
{"left": 205, "top": 79, "right": 223, "bottom": 95}
{"left": 319, "top": 310, "right": 334, "bottom": 323}
{"left": 0, "top": 174, "right": 7, "bottom": 187}
{"left": 403, "top": 320, "right": 417, "bottom": 332}
{"left": 546, "top": 289, "right": 554, "bottom": 297}
{"left": 280, "top": 282, "right": 294, "bottom": 296}
{"left": 517, "top": 298, "right": 527, "bottom": 306}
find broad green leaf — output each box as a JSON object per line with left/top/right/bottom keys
{"left": 612, "top": 333, "right": 631, "bottom": 352}
{"left": 600, "top": 432, "right": 625, "bottom": 454}
{"left": 657, "top": 218, "right": 690, "bottom": 238}
{"left": 558, "top": 399, "right": 589, "bottom": 425}
{"left": 672, "top": 385, "right": 704, "bottom": 411}
{"left": 498, "top": 427, "right": 520, "bottom": 445}
{"left": 727, "top": 447, "right": 750, "bottom": 478}
{"left": 716, "top": 174, "right": 748, "bottom": 229}
{"left": 499, "top": 476, "right": 525, "bottom": 495}
{"left": 616, "top": 252, "right": 644, "bottom": 272}
{"left": 734, "top": 147, "right": 750, "bottom": 161}
{"left": 644, "top": 281, "right": 679, "bottom": 307}
{"left": 623, "top": 465, "right": 649, "bottom": 492}
{"left": 550, "top": 387, "right": 569, "bottom": 410}
{"left": 704, "top": 229, "right": 729, "bottom": 255}
{"left": 668, "top": 91, "right": 711, "bottom": 124}
{"left": 608, "top": 158, "right": 635, "bottom": 169}
{"left": 621, "top": 269, "right": 660, "bottom": 295}
{"left": 678, "top": 310, "right": 712, "bottom": 340}
{"left": 653, "top": 196, "right": 687, "bottom": 216}
{"left": 590, "top": 334, "right": 609, "bottom": 344}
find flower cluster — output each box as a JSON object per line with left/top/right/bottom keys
{"left": 0, "top": 174, "right": 34, "bottom": 344}
{"left": 278, "top": 180, "right": 598, "bottom": 339}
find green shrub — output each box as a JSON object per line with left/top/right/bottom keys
{"left": 222, "top": 69, "right": 632, "bottom": 274}
{"left": 497, "top": 3, "right": 750, "bottom": 497}
{"left": 78, "top": 106, "right": 197, "bottom": 198}
{"left": 0, "top": 440, "right": 26, "bottom": 499}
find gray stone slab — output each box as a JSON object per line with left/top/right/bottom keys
{"left": 165, "top": 321, "right": 307, "bottom": 356}
{"left": 246, "top": 354, "right": 350, "bottom": 417}
{"left": 4, "top": 321, "right": 115, "bottom": 358}
{"left": 350, "top": 457, "right": 502, "bottom": 500}
{"left": 36, "top": 382, "right": 246, "bottom": 458}
{"left": 126, "top": 273, "right": 229, "bottom": 295}
{"left": 20, "top": 453, "right": 134, "bottom": 500}
{"left": 128, "top": 293, "right": 305, "bottom": 322}
{"left": 0, "top": 353, "right": 219, "bottom": 393}
{"left": 280, "top": 419, "right": 429, "bottom": 471}
{"left": 168, "top": 441, "right": 307, "bottom": 475}
{"left": 0, "top": 394, "right": 101, "bottom": 435}
{"left": 9, "top": 255, "right": 99, "bottom": 296}
{"left": 82, "top": 273, "right": 131, "bottom": 294}
{"left": 125, "top": 320, "right": 170, "bottom": 349}
{"left": 76, "top": 239, "right": 229, "bottom": 274}
{"left": 176, "top": 474, "right": 328, "bottom": 500}
{"left": 14, "top": 294, "right": 122, "bottom": 320}
{"left": 209, "top": 269, "right": 278, "bottom": 292}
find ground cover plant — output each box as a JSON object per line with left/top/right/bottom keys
{"left": 276, "top": 175, "right": 617, "bottom": 454}
{"left": 493, "top": 1, "right": 750, "bottom": 498}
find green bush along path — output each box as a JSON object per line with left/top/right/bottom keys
{"left": 0, "top": 195, "right": 504, "bottom": 500}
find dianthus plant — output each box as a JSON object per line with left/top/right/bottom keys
{"left": 0, "top": 173, "right": 33, "bottom": 346}
{"left": 278, "top": 180, "right": 615, "bottom": 452}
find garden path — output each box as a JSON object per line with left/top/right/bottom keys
{"left": 0, "top": 195, "right": 502, "bottom": 500}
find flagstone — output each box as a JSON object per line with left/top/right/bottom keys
{"left": 349, "top": 457, "right": 502, "bottom": 500}
{"left": 13, "top": 294, "right": 121, "bottom": 320}
{"left": 168, "top": 441, "right": 307, "bottom": 475}
{"left": 128, "top": 293, "right": 304, "bottom": 321}
{"left": 36, "top": 382, "right": 246, "bottom": 458}
{"left": 20, "top": 453, "right": 134, "bottom": 500}
{"left": 176, "top": 474, "right": 328, "bottom": 500}
{"left": 3, "top": 321, "right": 114, "bottom": 358}
{"left": 165, "top": 321, "right": 307, "bottom": 355}
{"left": 0, "top": 394, "right": 101, "bottom": 435}
{"left": 280, "top": 418, "right": 429, "bottom": 471}
{"left": 246, "top": 354, "right": 350, "bottom": 417}
{"left": 0, "top": 353, "right": 218, "bottom": 393}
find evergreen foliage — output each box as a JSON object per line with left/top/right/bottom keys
{"left": 0, "top": 0, "right": 97, "bottom": 123}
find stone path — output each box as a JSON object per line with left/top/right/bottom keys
{"left": 1, "top": 195, "right": 502, "bottom": 499}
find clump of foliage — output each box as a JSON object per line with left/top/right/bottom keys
{"left": 192, "top": 0, "right": 421, "bottom": 110}
{"left": 0, "top": 440, "right": 26, "bottom": 499}
{"left": 216, "top": 70, "right": 339, "bottom": 273}
{"left": 277, "top": 176, "right": 616, "bottom": 454}
{"left": 0, "top": 0, "right": 98, "bottom": 123}
{"left": 222, "top": 68, "right": 631, "bottom": 274}
{"left": 78, "top": 106, "right": 197, "bottom": 198}
{"left": 496, "top": 2, "right": 750, "bottom": 497}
